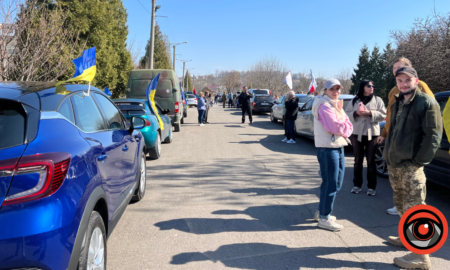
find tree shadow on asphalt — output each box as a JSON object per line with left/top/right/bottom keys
{"left": 169, "top": 243, "right": 395, "bottom": 269}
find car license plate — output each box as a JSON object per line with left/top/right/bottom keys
{"left": 261, "top": 103, "right": 269, "bottom": 105}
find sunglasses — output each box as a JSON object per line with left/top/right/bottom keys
{"left": 366, "top": 85, "right": 374, "bottom": 88}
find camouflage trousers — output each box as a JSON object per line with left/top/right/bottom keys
{"left": 388, "top": 164, "right": 426, "bottom": 216}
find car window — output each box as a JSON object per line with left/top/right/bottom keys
{"left": 155, "top": 79, "right": 174, "bottom": 98}
{"left": 297, "top": 96, "right": 310, "bottom": 103}
{"left": 255, "top": 96, "right": 274, "bottom": 102}
{"left": 253, "top": 90, "right": 269, "bottom": 95}
{"left": 187, "top": 95, "right": 196, "bottom": 99}
{"left": 279, "top": 96, "right": 285, "bottom": 104}
{"left": 302, "top": 98, "right": 314, "bottom": 111}
{"left": 71, "top": 93, "right": 106, "bottom": 132}
{"left": 342, "top": 99, "right": 351, "bottom": 110}
{"left": 57, "top": 98, "right": 75, "bottom": 124}
{"left": 0, "top": 100, "right": 26, "bottom": 149}
{"left": 94, "top": 93, "right": 125, "bottom": 130}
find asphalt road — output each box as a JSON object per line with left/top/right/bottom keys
{"left": 108, "top": 105, "right": 450, "bottom": 270}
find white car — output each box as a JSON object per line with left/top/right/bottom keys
{"left": 186, "top": 94, "right": 197, "bottom": 107}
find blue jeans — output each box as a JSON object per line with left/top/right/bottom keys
{"left": 317, "top": 147, "right": 345, "bottom": 219}
{"left": 198, "top": 110, "right": 205, "bottom": 124}
{"left": 285, "top": 119, "right": 296, "bottom": 140}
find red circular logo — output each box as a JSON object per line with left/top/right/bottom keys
{"left": 399, "top": 205, "right": 448, "bottom": 254}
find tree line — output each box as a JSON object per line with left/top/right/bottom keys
{"left": 352, "top": 12, "right": 450, "bottom": 102}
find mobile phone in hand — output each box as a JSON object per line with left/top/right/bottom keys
{"left": 359, "top": 102, "right": 365, "bottom": 111}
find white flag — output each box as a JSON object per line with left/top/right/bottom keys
{"left": 308, "top": 70, "right": 317, "bottom": 94}
{"left": 284, "top": 71, "right": 293, "bottom": 90}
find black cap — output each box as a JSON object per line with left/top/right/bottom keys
{"left": 395, "top": 66, "right": 418, "bottom": 78}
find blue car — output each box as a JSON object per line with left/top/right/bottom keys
{"left": 114, "top": 99, "right": 173, "bottom": 160}
{"left": 0, "top": 82, "right": 147, "bottom": 269}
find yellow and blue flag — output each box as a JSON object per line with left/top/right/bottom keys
{"left": 58, "top": 47, "right": 96, "bottom": 85}
{"left": 104, "top": 87, "right": 112, "bottom": 96}
{"left": 146, "top": 73, "right": 164, "bottom": 130}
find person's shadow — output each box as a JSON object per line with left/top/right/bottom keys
{"left": 170, "top": 243, "right": 396, "bottom": 269}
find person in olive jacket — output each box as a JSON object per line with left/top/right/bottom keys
{"left": 284, "top": 91, "right": 299, "bottom": 143}
{"left": 238, "top": 86, "right": 253, "bottom": 124}
{"left": 383, "top": 66, "right": 442, "bottom": 270}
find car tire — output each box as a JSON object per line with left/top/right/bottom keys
{"left": 270, "top": 111, "right": 278, "bottom": 123}
{"left": 163, "top": 129, "right": 173, "bottom": 143}
{"left": 174, "top": 123, "right": 181, "bottom": 132}
{"left": 78, "top": 211, "right": 107, "bottom": 270}
{"left": 148, "top": 133, "right": 161, "bottom": 159}
{"left": 131, "top": 151, "right": 147, "bottom": 202}
{"left": 375, "top": 144, "right": 389, "bottom": 178}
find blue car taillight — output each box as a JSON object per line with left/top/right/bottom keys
{"left": 2, "top": 152, "right": 71, "bottom": 206}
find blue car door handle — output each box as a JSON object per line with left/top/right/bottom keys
{"left": 122, "top": 146, "right": 129, "bottom": 152}
{"left": 98, "top": 154, "right": 108, "bottom": 161}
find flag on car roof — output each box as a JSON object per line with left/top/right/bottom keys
{"left": 58, "top": 47, "right": 96, "bottom": 85}
{"left": 308, "top": 70, "right": 317, "bottom": 94}
{"left": 146, "top": 73, "right": 164, "bottom": 131}
{"left": 284, "top": 71, "right": 293, "bottom": 90}
{"left": 104, "top": 87, "right": 112, "bottom": 96}
{"left": 193, "top": 88, "right": 196, "bottom": 95}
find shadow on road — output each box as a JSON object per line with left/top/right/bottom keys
{"left": 170, "top": 243, "right": 395, "bottom": 269}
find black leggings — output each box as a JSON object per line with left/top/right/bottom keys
{"left": 350, "top": 134, "right": 378, "bottom": 190}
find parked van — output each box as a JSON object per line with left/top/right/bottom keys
{"left": 249, "top": 89, "right": 270, "bottom": 96}
{"left": 127, "top": 69, "right": 184, "bottom": 132}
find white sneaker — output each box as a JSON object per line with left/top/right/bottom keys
{"left": 318, "top": 218, "right": 344, "bottom": 232}
{"left": 313, "top": 210, "right": 336, "bottom": 222}
{"left": 286, "top": 139, "right": 296, "bottom": 144}
{"left": 281, "top": 137, "right": 288, "bottom": 142}
{"left": 367, "top": 189, "right": 376, "bottom": 196}
{"left": 387, "top": 206, "right": 399, "bottom": 216}
{"left": 200, "top": 123, "right": 205, "bottom": 126}
{"left": 351, "top": 187, "right": 361, "bottom": 194}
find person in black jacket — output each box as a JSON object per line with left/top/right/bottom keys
{"left": 238, "top": 86, "right": 254, "bottom": 124}
{"left": 284, "top": 91, "right": 299, "bottom": 143}
{"left": 203, "top": 91, "right": 211, "bottom": 124}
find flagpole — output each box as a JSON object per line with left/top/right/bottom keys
{"left": 87, "top": 82, "right": 91, "bottom": 96}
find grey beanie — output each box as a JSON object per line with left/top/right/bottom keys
{"left": 323, "top": 79, "right": 342, "bottom": 90}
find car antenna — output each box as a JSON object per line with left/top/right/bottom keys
{"left": 84, "top": 82, "right": 91, "bottom": 97}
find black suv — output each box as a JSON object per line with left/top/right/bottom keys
{"left": 376, "top": 91, "right": 450, "bottom": 188}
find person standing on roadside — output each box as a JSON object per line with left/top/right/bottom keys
{"left": 383, "top": 66, "right": 442, "bottom": 270}
{"left": 228, "top": 92, "right": 233, "bottom": 108}
{"left": 222, "top": 93, "right": 227, "bottom": 108}
{"left": 202, "top": 91, "right": 211, "bottom": 124}
{"left": 376, "top": 57, "right": 435, "bottom": 216}
{"left": 345, "top": 80, "right": 386, "bottom": 196}
{"left": 238, "top": 86, "right": 254, "bottom": 124}
{"left": 312, "top": 79, "right": 353, "bottom": 232}
{"left": 283, "top": 91, "right": 299, "bottom": 144}
{"left": 197, "top": 92, "right": 206, "bottom": 126}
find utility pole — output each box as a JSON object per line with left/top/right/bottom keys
{"left": 182, "top": 62, "right": 185, "bottom": 89}
{"left": 148, "top": 0, "right": 156, "bottom": 69}
{"left": 171, "top": 42, "right": 187, "bottom": 70}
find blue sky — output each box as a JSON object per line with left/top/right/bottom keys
{"left": 124, "top": 0, "right": 450, "bottom": 77}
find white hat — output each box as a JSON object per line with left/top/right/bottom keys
{"left": 323, "top": 79, "right": 342, "bottom": 90}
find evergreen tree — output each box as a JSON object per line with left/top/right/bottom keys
{"left": 60, "top": 0, "right": 133, "bottom": 98}
{"left": 184, "top": 70, "right": 193, "bottom": 92}
{"left": 380, "top": 43, "right": 397, "bottom": 103}
{"left": 140, "top": 24, "right": 171, "bottom": 69}
{"left": 369, "top": 45, "right": 385, "bottom": 97}
{"left": 350, "top": 45, "right": 371, "bottom": 94}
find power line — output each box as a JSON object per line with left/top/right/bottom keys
{"left": 136, "top": 0, "right": 151, "bottom": 15}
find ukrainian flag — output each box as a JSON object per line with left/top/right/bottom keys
{"left": 146, "top": 73, "right": 164, "bottom": 131}
{"left": 58, "top": 47, "right": 96, "bottom": 85}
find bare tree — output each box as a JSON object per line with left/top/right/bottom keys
{"left": 335, "top": 68, "right": 353, "bottom": 94}
{"left": 246, "top": 55, "right": 289, "bottom": 97}
{"left": 127, "top": 36, "right": 143, "bottom": 69}
{"left": 0, "top": 0, "right": 83, "bottom": 82}
{"left": 391, "top": 12, "right": 450, "bottom": 92}
{"left": 221, "top": 70, "right": 241, "bottom": 93}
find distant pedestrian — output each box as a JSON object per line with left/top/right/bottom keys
{"left": 238, "top": 86, "right": 253, "bottom": 124}
{"left": 197, "top": 92, "right": 206, "bottom": 126}
{"left": 236, "top": 96, "right": 240, "bottom": 109}
{"left": 274, "top": 95, "right": 279, "bottom": 102}
{"left": 312, "top": 79, "right": 353, "bottom": 232}
{"left": 203, "top": 92, "right": 211, "bottom": 124}
{"left": 282, "top": 91, "right": 299, "bottom": 144}
{"left": 228, "top": 93, "right": 233, "bottom": 108}
{"left": 222, "top": 93, "right": 227, "bottom": 108}
{"left": 384, "top": 66, "right": 442, "bottom": 269}
{"left": 345, "top": 80, "right": 386, "bottom": 196}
